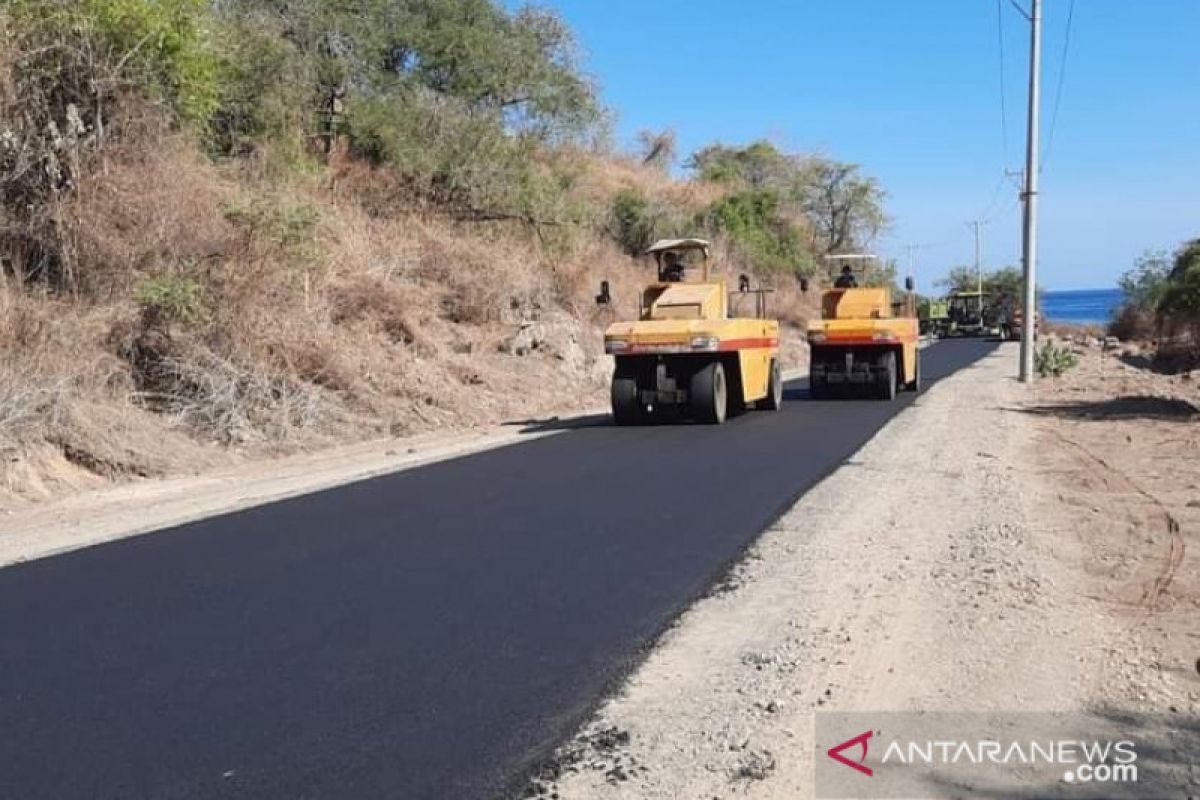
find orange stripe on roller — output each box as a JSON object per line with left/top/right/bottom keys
{"left": 618, "top": 338, "right": 779, "bottom": 355}
{"left": 717, "top": 338, "right": 779, "bottom": 351}
{"left": 812, "top": 336, "right": 915, "bottom": 346}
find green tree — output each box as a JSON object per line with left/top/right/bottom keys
{"left": 701, "top": 190, "right": 810, "bottom": 274}
{"left": 609, "top": 189, "right": 683, "bottom": 255}
{"left": 1118, "top": 251, "right": 1173, "bottom": 310}
{"left": 690, "top": 141, "right": 887, "bottom": 255}
{"left": 1, "top": 0, "right": 222, "bottom": 288}
{"left": 1158, "top": 239, "right": 1200, "bottom": 316}
{"left": 690, "top": 140, "right": 794, "bottom": 189}
{"left": 797, "top": 160, "right": 887, "bottom": 255}
{"left": 211, "top": 0, "right": 602, "bottom": 215}
{"left": 214, "top": 0, "right": 600, "bottom": 141}
{"left": 85, "top": 0, "right": 221, "bottom": 124}
{"left": 940, "top": 266, "right": 1023, "bottom": 302}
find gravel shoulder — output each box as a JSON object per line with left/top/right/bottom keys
{"left": 535, "top": 343, "right": 1198, "bottom": 799}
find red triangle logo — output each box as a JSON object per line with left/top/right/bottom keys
{"left": 827, "top": 730, "right": 874, "bottom": 777}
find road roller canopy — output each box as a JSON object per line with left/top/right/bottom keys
{"left": 644, "top": 239, "right": 712, "bottom": 282}
{"left": 643, "top": 239, "right": 711, "bottom": 258}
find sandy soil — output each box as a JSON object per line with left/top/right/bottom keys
{"left": 1026, "top": 337, "right": 1199, "bottom": 720}
{"left": 533, "top": 343, "right": 1199, "bottom": 799}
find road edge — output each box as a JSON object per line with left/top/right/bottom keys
{"left": 0, "top": 366, "right": 808, "bottom": 568}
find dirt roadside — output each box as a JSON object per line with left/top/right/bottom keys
{"left": 534, "top": 343, "right": 1199, "bottom": 799}
{"left": 1026, "top": 338, "right": 1200, "bottom": 720}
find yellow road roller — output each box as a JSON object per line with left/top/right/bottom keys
{"left": 806, "top": 255, "right": 920, "bottom": 400}
{"left": 598, "top": 239, "right": 782, "bottom": 424}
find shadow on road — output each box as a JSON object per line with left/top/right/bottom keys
{"left": 1016, "top": 396, "right": 1199, "bottom": 422}
{"left": 504, "top": 413, "right": 611, "bottom": 434}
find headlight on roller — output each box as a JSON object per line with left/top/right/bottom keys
{"left": 690, "top": 336, "right": 720, "bottom": 351}
{"left": 605, "top": 339, "right": 629, "bottom": 354}
{"left": 808, "top": 332, "right": 827, "bottom": 343}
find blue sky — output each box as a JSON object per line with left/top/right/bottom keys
{"left": 522, "top": 0, "right": 1199, "bottom": 291}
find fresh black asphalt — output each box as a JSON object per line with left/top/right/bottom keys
{"left": 0, "top": 340, "right": 997, "bottom": 800}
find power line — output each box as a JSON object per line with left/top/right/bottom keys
{"left": 977, "top": 174, "right": 1010, "bottom": 224}
{"left": 903, "top": 0, "right": 1028, "bottom": 286}
{"left": 1042, "top": 0, "right": 1077, "bottom": 172}
{"left": 996, "top": 0, "right": 1011, "bottom": 169}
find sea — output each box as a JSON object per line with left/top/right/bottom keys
{"left": 1041, "top": 288, "right": 1125, "bottom": 326}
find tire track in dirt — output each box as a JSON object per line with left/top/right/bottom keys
{"left": 1050, "top": 429, "right": 1186, "bottom": 616}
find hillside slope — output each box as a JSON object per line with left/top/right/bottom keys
{"left": 0, "top": 0, "right": 889, "bottom": 506}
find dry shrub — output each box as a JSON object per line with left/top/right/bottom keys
{"left": 0, "top": 77, "right": 236, "bottom": 299}
{"left": 0, "top": 286, "right": 212, "bottom": 496}
{"left": 0, "top": 290, "right": 93, "bottom": 455}
{"left": 1108, "top": 304, "right": 1157, "bottom": 342}
{"left": 104, "top": 270, "right": 347, "bottom": 446}
{"left": 328, "top": 158, "right": 425, "bottom": 219}
{"left": 64, "top": 132, "right": 236, "bottom": 296}
{"left": 566, "top": 148, "right": 721, "bottom": 214}
{"left": 0, "top": 369, "right": 71, "bottom": 454}
{"left": 147, "top": 351, "right": 330, "bottom": 445}
{"left": 770, "top": 274, "right": 817, "bottom": 329}
{"left": 329, "top": 279, "right": 423, "bottom": 347}
{"left": 411, "top": 221, "right": 557, "bottom": 325}
{"left": 264, "top": 338, "right": 359, "bottom": 393}
{"left": 1043, "top": 321, "right": 1104, "bottom": 340}
{"left": 1156, "top": 315, "right": 1200, "bottom": 372}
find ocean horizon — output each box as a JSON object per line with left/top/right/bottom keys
{"left": 1042, "top": 288, "right": 1125, "bottom": 326}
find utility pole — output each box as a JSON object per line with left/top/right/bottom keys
{"left": 1018, "top": 0, "right": 1042, "bottom": 382}
{"left": 971, "top": 220, "right": 984, "bottom": 297}
{"left": 972, "top": 220, "right": 984, "bottom": 326}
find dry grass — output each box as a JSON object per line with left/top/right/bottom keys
{"left": 0, "top": 285, "right": 220, "bottom": 504}
{"left": 64, "top": 134, "right": 237, "bottom": 297}
{"left": 1043, "top": 321, "right": 1107, "bottom": 340}
{"left": 562, "top": 148, "right": 725, "bottom": 213}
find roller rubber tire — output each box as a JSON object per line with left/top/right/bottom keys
{"left": 763, "top": 359, "right": 783, "bottom": 410}
{"left": 690, "top": 361, "right": 728, "bottom": 424}
{"left": 878, "top": 351, "right": 898, "bottom": 401}
{"left": 611, "top": 368, "right": 644, "bottom": 425}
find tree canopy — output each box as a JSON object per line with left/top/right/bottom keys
{"left": 1158, "top": 239, "right": 1200, "bottom": 316}
{"left": 939, "top": 266, "right": 1023, "bottom": 302}
{"left": 689, "top": 140, "right": 887, "bottom": 256}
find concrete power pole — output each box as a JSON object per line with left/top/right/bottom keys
{"left": 972, "top": 220, "right": 984, "bottom": 297}
{"left": 1019, "top": 0, "right": 1042, "bottom": 382}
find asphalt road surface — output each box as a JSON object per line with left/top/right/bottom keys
{"left": 0, "top": 340, "right": 997, "bottom": 800}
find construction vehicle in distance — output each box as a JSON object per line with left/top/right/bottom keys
{"left": 804, "top": 255, "right": 920, "bottom": 400}
{"left": 920, "top": 296, "right": 949, "bottom": 337}
{"left": 1006, "top": 304, "right": 1040, "bottom": 341}
{"left": 598, "top": 239, "right": 782, "bottom": 425}
{"left": 925, "top": 289, "right": 1000, "bottom": 338}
